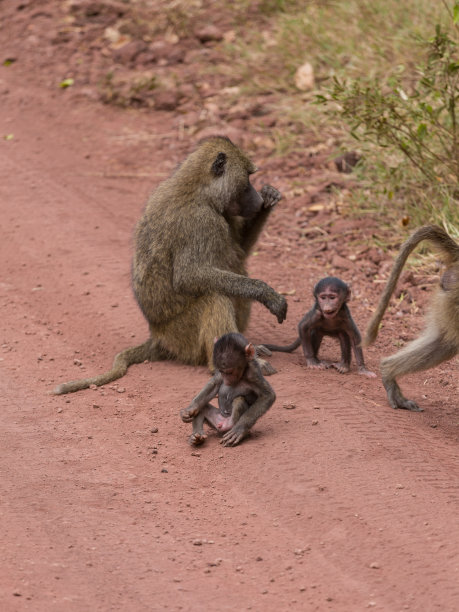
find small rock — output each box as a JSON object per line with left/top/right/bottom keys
{"left": 151, "top": 427, "right": 159, "bottom": 433}
{"left": 312, "top": 420, "right": 319, "bottom": 425}
{"left": 294, "top": 62, "right": 315, "bottom": 91}
{"left": 193, "top": 539, "right": 203, "bottom": 546}
{"left": 161, "top": 468, "right": 168, "bottom": 473}
{"left": 334, "top": 151, "right": 360, "bottom": 173}
{"left": 154, "top": 90, "right": 180, "bottom": 111}
{"left": 369, "top": 562, "right": 380, "bottom": 569}
{"left": 195, "top": 25, "right": 223, "bottom": 43}
{"left": 283, "top": 402, "right": 296, "bottom": 410}
{"left": 331, "top": 254, "right": 354, "bottom": 270}
{"left": 113, "top": 40, "right": 147, "bottom": 64}
{"left": 116, "top": 387, "right": 125, "bottom": 393}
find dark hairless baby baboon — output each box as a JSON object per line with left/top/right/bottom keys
{"left": 262, "top": 277, "right": 376, "bottom": 377}
{"left": 53, "top": 136, "right": 286, "bottom": 394}
{"left": 181, "top": 333, "right": 276, "bottom": 447}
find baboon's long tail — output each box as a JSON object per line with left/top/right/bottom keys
{"left": 364, "top": 225, "right": 459, "bottom": 347}
{"left": 261, "top": 337, "right": 301, "bottom": 353}
{"left": 53, "top": 340, "right": 152, "bottom": 395}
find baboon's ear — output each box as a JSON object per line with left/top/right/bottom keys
{"left": 211, "top": 152, "right": 227, "bottom": 176}
{"left": 245, "top": 343, "right": 256, "bottom": 361}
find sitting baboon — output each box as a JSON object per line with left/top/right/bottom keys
{"left": 364, "top": 225, "right": 459, "bottom": 411}
{"left": 181, "top": 332, "right": 276, "bottom": 447}
{"left": 54, "top": 136, "right": 287, "bottom": 394}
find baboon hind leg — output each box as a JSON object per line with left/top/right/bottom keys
{"left": 381, "top": 332, "right": 457, "bottom": 411}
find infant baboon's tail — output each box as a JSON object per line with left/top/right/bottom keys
{"left": 260, "top": 337, "right": 301, "bottom": 353}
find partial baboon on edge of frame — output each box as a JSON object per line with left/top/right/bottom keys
{"left": 364, "top": 225, "right": 459, "bottom": 412}
{"left": 53, "top": 136, "right": 287, "bottom": 395}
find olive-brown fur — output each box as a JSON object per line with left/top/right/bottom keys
{"left": 53, "top": 136, "right": 286, "bottom": 395}
{"left": 364, "top": 225, "right": 459, "bottom": 411}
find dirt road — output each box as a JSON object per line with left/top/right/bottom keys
{"left": 1, "top": 25, "right": 458, "bottom": 612}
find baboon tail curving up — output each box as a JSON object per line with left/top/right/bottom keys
{"left": 364, "top": 225, "right": 459, "bottom": 347}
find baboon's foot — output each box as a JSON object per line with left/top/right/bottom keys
{"left": 189, "top": 432, "right": 207, "bottom": 446}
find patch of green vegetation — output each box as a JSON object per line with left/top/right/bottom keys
{"left": 226, "top": 0, "right": 458, "bottom": 234}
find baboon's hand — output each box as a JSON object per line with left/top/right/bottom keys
{"left": 221, "top": 423, "right": 249, "bottom": 447}
{"left": 180, "top": 404, "right": 199, "bottom": 422}
{"left": 266, "top": 293, "right": 288, "bottom": 323}
{"left": 260, "top": 184, "right": 282, "bottom": 209}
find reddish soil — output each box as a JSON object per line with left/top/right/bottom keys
{"left": 1, "top": 3, "right": 458, "bottom": 611}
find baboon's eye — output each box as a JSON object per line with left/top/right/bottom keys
{"left": 211, "top": 152, "right": 227, "bottom": 176}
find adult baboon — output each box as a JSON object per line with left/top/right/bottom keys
{"left": 54, "top": 136, "right": 287, "bottom": 394}
{"left": 364, "top": 225, "right": 459, "bottom": 411}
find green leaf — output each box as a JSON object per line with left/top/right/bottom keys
{"left": 59, "top": 78, "right": 74, "bottom": 89}
{"left": 417, "top": 123, "right": 428, "bottom": 139}
{"left": 4, "top": 134, "right": 14, "bottom": 140}
{"left": 453, "top": 3, "right": 459, "bottom": 25}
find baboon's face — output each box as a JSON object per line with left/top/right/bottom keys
{"left": 226, "top": 180, "right": 263, "bottom": 218}
{"left": 215, "top": 350, "right": 247, "bottom": 386}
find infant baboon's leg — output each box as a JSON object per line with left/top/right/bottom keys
{"left": 189, "top": 406, "right": 210, "bottom": 446}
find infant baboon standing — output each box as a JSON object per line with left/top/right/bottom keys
{"left": 54, "top": 136, "right": 287, "bottom": 394}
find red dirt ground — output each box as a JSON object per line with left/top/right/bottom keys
{"left": 1, "top": 2, "right": 458, "bottom": 611}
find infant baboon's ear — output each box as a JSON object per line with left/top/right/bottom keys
{"left": 244, "top": 343, "right": 256, "bottom": 361}
{"left": 211, "top": 152, "right": 227, "bottom": 176}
